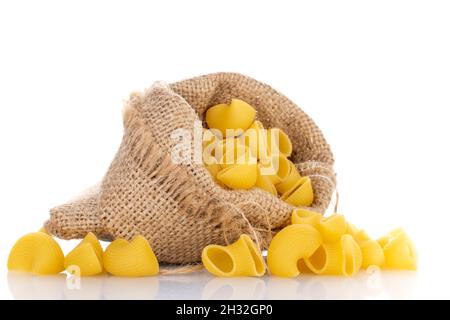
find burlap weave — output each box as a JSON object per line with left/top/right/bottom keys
{"left": 45, "top": 72, "right": 336, "bottom": 264}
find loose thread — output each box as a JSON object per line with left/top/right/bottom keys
{"left": 159, "top": 263, "right": 204, "bottom": 275}
{"left": 333, "top": 188, "right": 340, "bottom": 214}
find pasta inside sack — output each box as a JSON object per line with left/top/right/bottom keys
{"left": 203, "top": 99, "right": 314, "bottom": 207}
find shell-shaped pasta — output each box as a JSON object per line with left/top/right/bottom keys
{"left": 216, "top": 163, "right": 258, "bottom": 189}
{"left": 65, "top": 244, "right": 103, "bottom": 276}
{"left": 205, "top": 99, "right": 256, "bottom": 137}
{"left": 304, "top": 234, "right": 362, "bottom": 276}
{"left": 359, "top": 239, "right": 385, "bottom": 269}
{"left": 275, "top": 161, "right": 302, "bottom": 195}
{"left": 281, "top": 176, "right": 314, "bottom": 207}
{"left": 7, "top": 232, "right": 64, "bottom": 275}
{"left": 267, "top": 128, "right": 293, "bottom": 157}
{"left": 202, "top": 234, "right": 265, "bottom": 277}
{"left": 103, "top": 236, "right": 159, "bottom": 277}
{"left": 255, "top": 167, "right": 278, "bottom": 195}
{"left": 259, "top": 154, "right": 291, "bottom": 185}
{"left": 291, "top": 208, "right": 323, "bottom": 226}
{"left": 267, "top": 224, "right": 321, "bottom": 277}
{"left": 240, "top": 121, "right": 270, "bottom": 160}
{"left": 81, "top": 232, "right": 103, "bottom": 258}
{"left": 64, "top": 232, "right": 103, "bottom": 276}
{"left": 377, "top": 228, "right": 417, "bottom": 270}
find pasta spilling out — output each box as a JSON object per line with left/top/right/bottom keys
{"left": 7, "top": 232, "right": 65, "bottom": 275}
{"left": 267, "top": 224, "right": 321, "bottom": 277}
{"left": 64, "top": 232, "right": 103, "bottom": 276}
{"left": 103, "top": 236, "right": 159, "bottom": 277}
{"left": 8, "top": 231, "right": 161, "bottom": 277}
{"left": 264, "top": 209, "right": 417, "bottom": 277}
{"left": 378, "top": 228, "right": 417, "bottom": 270}
{"left": 202, "top": 234, "right": 265, "bottom": 277}
{"left": 203, "top": 99, "right": 314, "bottom": 207}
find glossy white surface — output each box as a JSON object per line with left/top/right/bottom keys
{"left": 6, "top": 269, "right": 422, "bottom": 300}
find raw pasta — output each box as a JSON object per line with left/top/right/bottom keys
{"left": 267, "top": 224, "right": 321, "bottom": 277}
{"left": 280, "top": 177, "right": 314, "bottom": 206}
{"left": 378, "top": 228, "right": 417, "bottom": 270}
{"left": 202, "top": 234, "right": 265, "bottom": 277}
{"left": 103, "top": 236, "right": 159, "bottom": 277}
{"left": 7, "top": 232, "right": 65, "bottom": 275}
{"left": 304, "top": 234, "right": 362, "bottom": 276}
{"left": 205, "top": 99, "right": 256, "bottom": 137}
{"left": 64, "top": 232, "right": 103, "bottom": 276}
{"left": 202, "top": 99, "right": 315, "bottom": 207}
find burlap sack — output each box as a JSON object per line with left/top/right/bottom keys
{"left": 45, "top": 72, "right": 336, "bottom": 264}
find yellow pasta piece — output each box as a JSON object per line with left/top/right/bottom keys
{"left": 64, "top": 232, "right": 103, "bottom": 276}
{"left": 255, "top": 167, "right": 278, "bottom": 195}
{"left": 275, "top": 161, "right": 302, "bottom": 195}
{"left": 216, "top": 162, "right": 258, "bottom": 189}
{"left": 351, "top": 229, "right": 384, "bottom": 268}
{"left": 65, "top": 244, "right": 102, "bottom": 276}
{"left": 267, "top": 128, "right": 293, "bottom": 157}
{"left": 202, "top": 234, "right": 265, "bottom": 277}
{"left": 80, "top": 232, "right": 103, "bottom": 258}
{"left": 7, "top": 232, "right": 64, "bottom": 275}
{"left": 378, "top": 228, "right": 417, "bottom": 270}
{"left": 281, "top": 176, "right": 314, "bottom": 207}
{"left": 292, "top": 211, "right": 346, "bottom": 243}
{"left": 345, "top": 221, "right": 359, "bottom": 237}
{"left": 354, "top": 229, "right": 371, "bottom": 243}
{"left": 317, "top": 214, "right": 347, "bottom": 243}
{"left": 103, "top": 236, "right": 159, "bottom": 277}
{"left": 205, "top": 99, "right": 256, "bottom": 137}
{"left": 240, "top": 120, "right": 270, "bottom": 160}
{"left": 259, "top": 154, "right": 291, "bottom": 185}
{"left": 358, "top": 239, "right": 385, "bottom": 269}
{"left": 267, "top": 224, "right": 321, "bottom": 277}
{"left": 304, "top": 234, "right": 362, "bottom": 276}
{"left": 291, "top": 208, "right": 322, "bottom": 226}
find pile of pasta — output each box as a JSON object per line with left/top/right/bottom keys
{"left": 202, "top": 208, "right": 417, "bottom": 277}
{"left": 7, "top": 229, "right": 159, "bottom": 277}
{"left": 203, "top": 99, "right": 313, "bottom": 207}
{"left": 8, "top": 211, "right": 416, "bottom": 278}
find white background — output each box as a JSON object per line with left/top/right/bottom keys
{"left": 1, "top": 0, "right": 449, "bottom": 299}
